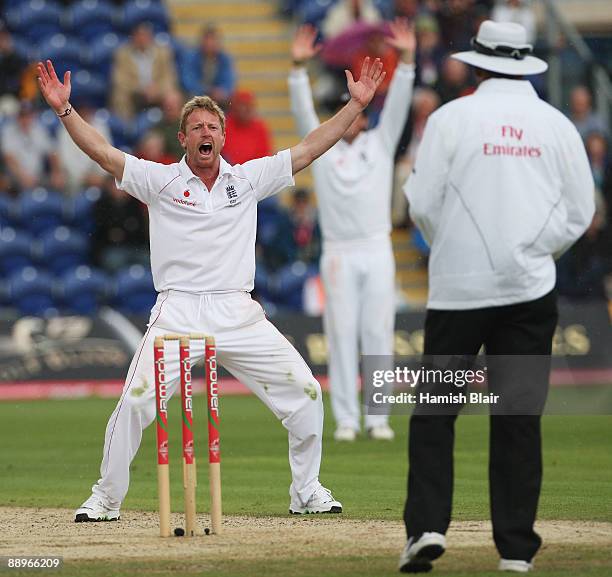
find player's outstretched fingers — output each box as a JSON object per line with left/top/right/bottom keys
{"left": 359, "top": 56, "right": 371, "bottom": 80}
{"left": 46, "top": 59, "right": 60, "bottom": 82}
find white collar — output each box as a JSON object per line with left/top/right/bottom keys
{"left": 476, "top": 78, "right": 538, "bottom": 97}
{"left": 178, "top": 155, "right": 233, "bottom": 182}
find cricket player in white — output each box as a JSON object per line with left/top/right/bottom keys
{"left": 288, "top": 21, "right": 415, "bottom": 442}
{"left": 36, "top": 56, "right": 387, "bottom": 521}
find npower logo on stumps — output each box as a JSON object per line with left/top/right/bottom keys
{"left": 207, "top": 353, "right": 219, "bottom": 423}
{"left": 156, "top": 356, "right": 168, "bottom": 421}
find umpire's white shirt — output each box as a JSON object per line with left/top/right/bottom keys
{"left": 404, "top": 79, "right": 595, "bottom": 310}
{"left": 289, "top": 63, "right": 415, "bottom": 244}
{"left": 117, "top": 150, "right": 294, "bottom": 292}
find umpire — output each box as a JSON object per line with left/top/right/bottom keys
{"left": 399, "top": 21, "right": 595, "bottom": 574}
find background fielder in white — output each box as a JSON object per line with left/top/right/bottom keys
{"left": 288, "top": 21, "right": 415, "bottom": 441}
{"left": 36, "top": 56, "right": 386, "bottom": 520}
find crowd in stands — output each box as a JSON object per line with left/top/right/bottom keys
{"left": 0, "top": 0, "right": 610, "bottom": 318}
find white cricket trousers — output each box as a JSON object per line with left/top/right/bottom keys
{"left": 321, "top": 236, "right": 396, "bottom": 431}
{"left": 92, "top": 290, "right": 323, "bottom": 508}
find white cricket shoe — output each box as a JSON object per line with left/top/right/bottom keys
{"left": 74, "top": 494, "right": 120, "bottom": 522}
{"left": 289, "top": 485, "right": 343, "bottom": 514}
{"left": 498, "top": 559, "right": 534, "bottom": 573}
{"left": 398, "top": 532, "right": 446, "bottom": 573}
{"left": 334, "top": 426, "right": 357, "bottom": 442}
{"left": 368, "top": 424, "right": 395, "bottom": 440}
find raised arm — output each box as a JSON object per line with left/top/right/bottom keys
{"left": 290, "top": 57, "right": 385, "bottom": 174}
{"left": 377, "top": 19, "right": 416, "bottom": 152}
{"left": 288, "top": 25, "right": 321, "bottom": 137}
{"left": 37, "top": 60, "right": 125, "bottom": 181}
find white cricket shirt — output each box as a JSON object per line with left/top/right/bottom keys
{"left": 289, "top": 63, "right": 415, "bottom": 246}
{"left": 404, "top": 78, "right": 595, "bottom": 310}
{"left": 116, "top": 150, "right": 294, "bottom": 293}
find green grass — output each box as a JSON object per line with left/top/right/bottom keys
{"left": 0, "top": 394, "right": 610, "bottom": 521}
{"left": 0, "top": 393, "right": 611, "bottom": 577}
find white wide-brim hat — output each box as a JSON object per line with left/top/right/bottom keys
{"left": 452, "top": 20, "right": 548, "bottom": 76}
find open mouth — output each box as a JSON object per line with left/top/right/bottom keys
{"left": 199, "top": 143, "right": 213, "bottom": 156}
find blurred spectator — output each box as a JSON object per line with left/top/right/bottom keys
{"left": 557, "top": 132, "right": 611, "bottom": 298}
{"left": 0, "top": 23, "right": 28, "bottom": 117}
{"left": 394, "top": 0, "right": 421, "bottom": 20}
{"left": 434, "top": 56, "right": 474, "bottom": 103}
{"left": 182, "top": 24, "right": 236, "bottom": 108}
{"left": 491, "top": 0, "right": 536, "bottom": 44}
{"left": 586, "top": 132, "right": 612, "bottom": 206}
{"left": 92, "top": 176, "right": 149, "bottom": 273}
{"left": 415, "top": 14, "right": 445, "bottom": 87}
{"left": 288, "top": 188, "right": 321, "bottom": 265}
{"left": 58, "top": 98, "right": 110, "bottom": 194}
{"left": 394, "top": 87, "right": 440, "bottom": 226}
{"left": 223, "top": 90, "right": 272, "bottom": 164}
{"left": 569, "top": 85, "right": 609, "bottom": 141}
{"left": 111, "top": 21, "right": 178, "bottom": 120}
{"left": 433, "top": 0, "right": 483, "bottom": 51}
{"left": 153, "top": 89, "right": 185, "bottom": 161}
{"left": 1, "top": 101, "right": 65, "bottom": 192}
{"left": 398, "top": 87, "right": 441, "bottom": 166}
{"left": 136, "top": 130, "right": 176, "bottom": 165}
{"left": 556, "top": 189, "right": 608, "bottom": 299}
{"left": 323, "top": 0, "right": 382, "bottom": 39}
{"left": 351, "top": 30, "right": 399, "bottom": 109}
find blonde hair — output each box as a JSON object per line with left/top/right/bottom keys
{"left": 179, "top": 95, "right": 226, "bottom": 134}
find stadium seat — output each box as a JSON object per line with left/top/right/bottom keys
{"left": 300, "top": 0, "right": 337, "bottom": 28}
{"left": 57, "top": 265, "right": 110, "bottom": 314}
{"left": 71, "top": 70, "right": 108, "bottom": 108}
{"left": 7, "top": 266, "right": 57, "bottom": 317}
{"left": 108, "top": 113, "right": 137, "bottom": 150}
{"left": 38, "top": 34, "right": 86, "bottom": 78}
{"left": 5, "top": 0, "right": 63, "bottom": 45}
{"left": 35, "top": 226, "right": 89, "bottom": 276}
{"left": 121, "top": 0, "right": 169, "bottom": 34}
{"left": 64, "top": 186, "right": 102, "bottom": 235}
{"left": 67, "top": 0, "right": 117, "bottom": 41}
{"left": 86, "top": 32, "right": 123, "bottom": 79}
{"left": 10, "top": 34, "right": 35, "bottom": 61}
{"left": 133, "top": 107, "right": 163, "bottom": 142}
{"left": 0, "top": 195, "right": 15, "bottom": 226}
{"left": 0, "top": 227, "right": 34, "bottom": 275}
{"left": 16, "top": 188, "right": 65, "bottom": 236}
{"left": 113, "top": 264, "right": 157, "bottom": 314}
{"left": 157, "top": 33, "right": 189, "bottom": 72}
{"left": 268, "top": 262, "right": 317, "bottom": 311}
{"left": 39, "top": 108, "right": 61, "bottom": 137}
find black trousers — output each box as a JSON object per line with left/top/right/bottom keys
{"left": 403, "top": 290, "right": 558, "bottom": 561}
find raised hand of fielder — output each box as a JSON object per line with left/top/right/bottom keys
{"left": 292, "top": 24, "right": 321, "bottom": 65}
{"left": 385, "top": 18, "right": 416, "bottom": 63}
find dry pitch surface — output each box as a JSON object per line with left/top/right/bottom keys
{"left": 1, "top": 507, "right": 611, "bottom": 562}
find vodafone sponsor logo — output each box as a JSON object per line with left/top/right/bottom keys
{"left": 172, "top": 197, "right": 197, "bottom": 207}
